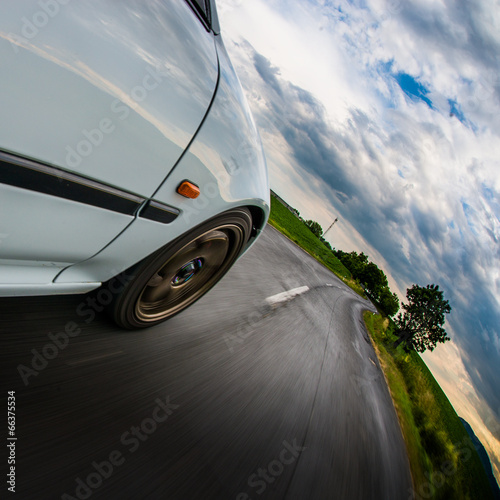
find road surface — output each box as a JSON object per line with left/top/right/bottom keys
{"left": 1, "top": 225, "right": 412, "bottom": 499}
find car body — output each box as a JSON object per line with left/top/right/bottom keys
{"left": 0, "top": 0, "right": 269, "bottom": 327}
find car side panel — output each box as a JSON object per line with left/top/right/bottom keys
{"left": 55, "top": 36, "right": 270, "bottom": 285}
{"left": 0, "top": 0, "right": 219, "bottom": 288}
{"left": 0, "top": 183, "right": 134, "bottom": 289}
{"left": 0, "top": 0, "right": 218, "bottom": 196}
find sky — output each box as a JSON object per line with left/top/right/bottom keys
{"left": 216, "top": 0, "right": 500, "bottom": 484}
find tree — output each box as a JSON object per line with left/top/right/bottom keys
{"left": 378, "top": 287, "right": 399, "bottom": 317}
{"left": 305, "top": 220, "right": 323, "bottom": 238}
{"left": 394, "top": 284, "right": 451, "bottom": 353}
{"left": 337, "top": 251, "right": 368, "bottom": 278}
{"left": 358, "top": 261, "right": 388, "bottom": 301}
{"left": 320, "top": 237, "right": 332, "bottom": 251}
{"left": 332, "top": 248, "right": 400, "bottom": 317}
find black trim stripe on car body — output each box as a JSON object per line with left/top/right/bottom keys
{"left": 0, "top": 151, "right": 181, "bottom": 224}
{"left": 0, "top": 150, "right": 145, "bottom": 216}
{"left": 139, "top": 200, "right": 180, "bottom": 224}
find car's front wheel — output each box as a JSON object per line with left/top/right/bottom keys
{"left": 108, "top": 208, "right": 252, "bottom": 329}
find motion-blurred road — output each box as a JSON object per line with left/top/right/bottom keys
{"left": 1, "top": 225, "right": 412, "bottom": 499}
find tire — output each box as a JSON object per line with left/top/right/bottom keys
{"left": 108, "top": 208, "right": 253, "bottom": 329}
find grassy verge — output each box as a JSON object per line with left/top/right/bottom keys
{"left": 268, "top": 195, "right": 364, "bottom": 296}
{"left": 364, "top": 312, "right": 494, "bottom": 500}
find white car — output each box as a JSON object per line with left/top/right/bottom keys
{"left": 0, "top": 0, "right": 269, "bottom": 328}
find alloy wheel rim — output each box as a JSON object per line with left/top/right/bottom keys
{"left": 135, "top": 224, "right": 245, "bottom": 322}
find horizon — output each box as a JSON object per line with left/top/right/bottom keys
{"left": 217, "top": 0, "right": 500, "bottom": 485}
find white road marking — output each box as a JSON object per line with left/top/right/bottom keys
{"left": 265, "top": 286, "right": 310, "bottom": 307}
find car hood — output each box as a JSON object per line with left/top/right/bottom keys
{"left": 0, "top": 0, "right": 218, "bottom": 197}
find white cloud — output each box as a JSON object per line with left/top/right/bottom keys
{"left": 218, "top": 0, "right": 500, "bottom": 475}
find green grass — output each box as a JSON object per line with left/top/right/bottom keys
{"left": 364, "top": 312, "right": 494, "bottom": 500}
{"left": 268, "top": 195, "right": 364, "bottom": 295}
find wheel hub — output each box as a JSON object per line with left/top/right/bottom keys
{"left": 133, "top": 219, "right": 250, "bottom": 324}
{"left": 171, "top": 258, "right": 203, "bottom": 286}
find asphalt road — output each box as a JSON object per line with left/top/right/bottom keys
{"left": 1, "top": 225, "right": 412, "bottom": 499}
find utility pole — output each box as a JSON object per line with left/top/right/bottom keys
{"left": 323, "top": 217, "right": 338, "bottom": 238}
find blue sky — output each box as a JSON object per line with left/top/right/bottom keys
{"left": 217, "top": 0, "right": 500, "bottom": 482}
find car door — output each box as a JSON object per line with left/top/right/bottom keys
{"left": 0, "top": 0, "right": 219, "bottom": 291}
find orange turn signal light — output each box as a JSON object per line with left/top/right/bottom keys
{"left": 177, "top": 181, "right": 200, "bottom": 199}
